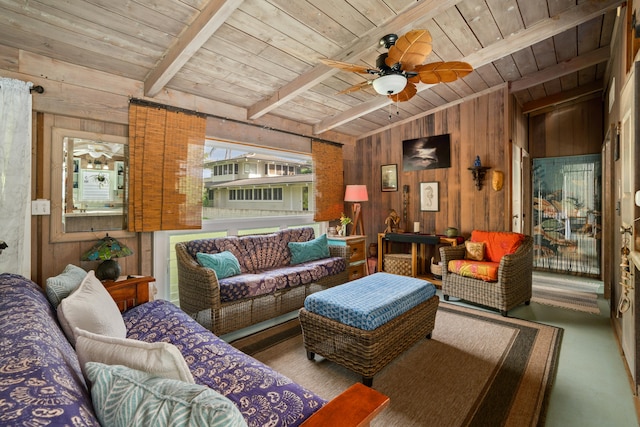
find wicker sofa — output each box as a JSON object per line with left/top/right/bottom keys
{"left": 176, "top": 227, "right": 349, "bottom": 335}
{"left": 440, "top": 231, "right": 533, "bottom": 316}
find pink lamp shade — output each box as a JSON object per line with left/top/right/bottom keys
{"left": 344, "top": 185, "right": 368, "bottom": 236}
{"left": 344, "top": 185, "right": 369, "bottom": 202}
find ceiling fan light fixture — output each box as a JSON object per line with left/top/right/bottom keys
{"left": 372, "top": 74, "right": 407, "bottom": 95}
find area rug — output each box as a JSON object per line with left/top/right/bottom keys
{"left": 531, "top": 284, "right": 601, "bottom": 315}
{"left": 243, "top": 303, "right": 563, "bottom": 427}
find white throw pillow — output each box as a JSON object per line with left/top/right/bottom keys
{"left": 57, "top": 270, "right": 126, "bottom": 346}
{"left": 75, "top": 327, "right": 194, "bottom": 383}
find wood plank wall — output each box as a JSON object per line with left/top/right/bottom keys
{"left": 346, "top": 87, "right": 512, "bottom": 247}
{"left": 528, "top": 94, "right": 603, "bottom": 158}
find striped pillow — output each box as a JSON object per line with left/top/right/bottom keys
{"left": 85, "top": 362, "right": 246, "bottom": 427}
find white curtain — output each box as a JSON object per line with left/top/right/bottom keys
{"left": 0, "top": 78, "right": 32, "bottom": 277}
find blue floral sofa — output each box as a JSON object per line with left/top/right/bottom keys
{"left": 176, "top": 227, "right": 349, "bottom": 335}
{"left": 0, "top": 272, "right": 386, "bottom": 426}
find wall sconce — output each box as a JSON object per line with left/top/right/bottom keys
{"left": 468, "top": 156, "right": 491, "bottom": 190}
{"left": 0, "top": 241, "right": 7, "bottom": 255}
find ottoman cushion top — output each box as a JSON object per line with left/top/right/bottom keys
{"left": 303, "top": 272, "right": 436, "bottom": 330}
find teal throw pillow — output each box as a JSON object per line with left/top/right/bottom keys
{"left": 45, "top": 264, "right": 87, "bottom": 308}
{"left": 288, "top": 234, "right": 330, "bottom": 265}
{"left": 85, "top": 362, "right": 246, "bottom": 427}
{"left": 196, "top": 251, "right": 241, "bottom": 279}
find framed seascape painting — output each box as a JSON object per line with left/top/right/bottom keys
{"left": 402, "top": 134, "right": 451, "bottom": 171}
{"left": 420, "top": 182, "right": 439, "bottom": 211}
{"left": 381, "top": 164, "right": 398, "bottom": 192}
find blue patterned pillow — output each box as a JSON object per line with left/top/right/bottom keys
{"left": 288, "top": 234, "right": 330, "bottom": 265}
{"left": 45, "top": 264, "right": 87, "bottom": 308}
{"left": 86, "top": 362, "right": 246, "bottom": 427}
{"left": 196, "top": 251, "right": 241, "bottom": 279}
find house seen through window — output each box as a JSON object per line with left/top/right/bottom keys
{"left": 203, "top": 139, "right": 313, "bottom": 219}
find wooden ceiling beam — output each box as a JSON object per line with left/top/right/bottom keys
{"left": 521, "top": 80, "right": 604, "bottom": 114}
{"left": 314, "top": 0, "right": 623, "bottom": 135}
{"left": 144, "top": 0, "right": 243, "bottom": 97}
{"left": 510, "top": 47, "right": 610, "bottom": 92}
{"left": 246, "top": 0, "right": 463, "bottom": 121}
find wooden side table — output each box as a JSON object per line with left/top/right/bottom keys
{"left": 327, "top": 235, "right": 367, "bottom": 281}
{"left": 377, "top": 233, "right": 462, "bottom": 277}
{"left": 102, "top": 275, "right": 155, "bottom": 312}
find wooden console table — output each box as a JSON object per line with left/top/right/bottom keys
{"left": 377, "top": 233, "right": 461, "bottom": 277}
{"left": 102, "top": 275, "right": 155, "bottom": 312}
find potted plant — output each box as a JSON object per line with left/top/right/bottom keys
{"left": 339, "top": 213, "right": 352, "bottom": 236}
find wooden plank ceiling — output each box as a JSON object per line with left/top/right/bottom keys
{"left": 0, "top": 0, "right": 623, "bottom": 139}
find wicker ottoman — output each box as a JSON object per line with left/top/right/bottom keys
{"left": 299, "top": 273, "right": 439, "bottom": 386}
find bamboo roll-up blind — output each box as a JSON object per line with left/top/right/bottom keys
{"left": 128, "top": 101, "right": 205, "bottom": 231}
{"left": 312, "top": 140, "right": 343, "bottom": 222}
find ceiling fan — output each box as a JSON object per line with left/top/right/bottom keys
{"left": 321, "top": 29, "right": 473, "bottom": 102}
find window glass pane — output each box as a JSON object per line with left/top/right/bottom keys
{"left": 204, "top": 139, "right": 313, "bottom": 218}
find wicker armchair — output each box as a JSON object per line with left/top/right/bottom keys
{"left": 175, "top": 240, "right": 349, "bottom": 335}
{"left": 439, "top": 235, "right": 533, "bottom": 316}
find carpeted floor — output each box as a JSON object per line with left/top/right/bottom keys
{"left": 241, "top": 302, "right": 563, "bottom": 427}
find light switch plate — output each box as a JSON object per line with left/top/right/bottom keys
{"left": 31, "top": 199, "right": 50, "bottom": 215}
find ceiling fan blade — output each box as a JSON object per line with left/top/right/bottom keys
{"left": 337, "top": 80, "right": 373, "bottom": 95}
{"left": 386, "top": 29, "right": 432, "bottom": 70}
{"left": 320, "top": 58, "right": 372, "bottom": 74}
{"left": 388, "top": 82, "right": 417, "bottom": 102}
{"left": 414, "top": 61, "right": 474, "bottom": 84}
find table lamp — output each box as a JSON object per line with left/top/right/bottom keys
{"left": 344, "top": 185, "right": 368, "bottom": 236}
{"left": 81, "top": 234, "right": 133, "bottom": 281}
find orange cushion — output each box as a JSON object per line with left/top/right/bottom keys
{"left": 470, "top": 231, "right": 525, "bottom": 263}
{"left": 447, "top": 260, "right": 499, "bottom": 282}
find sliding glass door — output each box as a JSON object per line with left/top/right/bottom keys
{"left": 532, "top": 154, "right": 602, "bottom": 277}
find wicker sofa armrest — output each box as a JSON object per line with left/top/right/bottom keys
{"left": 496, "top": 236, "right": 533, "bottom": 283}
{"left": 439, "top": 245, "right": 467, "bottom": 280}
{"left": 175, "top": 242, "right": 221, "bottom": 326}
{"left": 328, "top": 244, "right": 351, "bottom": 261}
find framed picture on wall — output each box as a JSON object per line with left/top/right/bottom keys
{"left": 402, "top": 134, "right": 451, "bottom": 171}
{"left": 381, "top": 164, "right": 398, "bottom": 192}
{"left": 420, "top": 182, "right": 439, "bottom": 211}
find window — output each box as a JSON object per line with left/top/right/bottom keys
{"left": 204, "top": 139, "right": 313, "bottom": 218}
